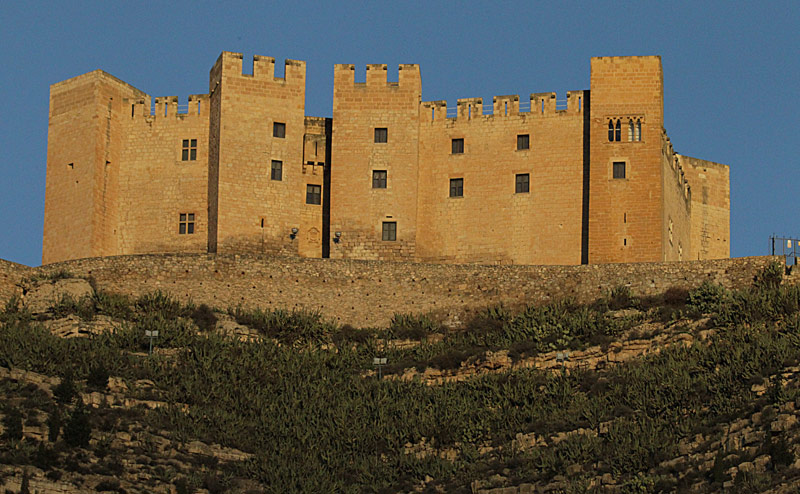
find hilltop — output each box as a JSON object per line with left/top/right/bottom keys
{"left": 1, "top": 262, "right": 800, "bottom": 492}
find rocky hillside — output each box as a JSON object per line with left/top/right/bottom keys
{"left": 2, "top": 264, "right": 800, "bottom": 493}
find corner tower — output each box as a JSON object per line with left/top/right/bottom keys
{"left": 43, "top": 71, "right": 146, "bottom": 264}
{"left": 587, "top": 56, "right": 666, "bottom": 263}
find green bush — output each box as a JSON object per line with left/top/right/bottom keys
{"left": 608, "top": 285, "right": 635, "bottom": 310}
{"left": 687, "top": 281, "right": 729, "bottom": 314}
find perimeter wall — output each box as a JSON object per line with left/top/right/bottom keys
{"left": 0, "top": 254, "right": 777, "bottom": 328}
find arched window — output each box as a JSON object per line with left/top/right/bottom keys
{"left": 614, "top": 119, "right": 621, "bottom": 142}
{"left": 628, "top": 120, "right": 634, "bottom": 141}
{"left": 635, "top": 119, "right": 642, "bottom": 141}
{"left": 608, "top": 120, "right": 614, "bottom": 142}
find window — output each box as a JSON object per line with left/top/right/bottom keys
{"left": 273, "top": 122, "right": 286, "bottom": 138}
{"left": 613, "top": 161, "right": 626, "bottom": 179}
{"left": 635, "top": 119, "right": 642, "bottom": 141}
{"left": 517, "top": 134, "right": 530, "bottom": 150}
{"left": 306, "top": 184, "right": 321, "bottom": 205}
{"left": 449, "top": 178, "right": 464, "bottom": 197}
{"left": 372, "top": 170, "right": 387, "bottom": 189}
{"left": 608, "top": 119, "right": 623, "bottom": 142}
{"left": 451, "top": 138, "right": 464, "bottom": 154}
{"left": 382, "top": 221, "right": 396, "bottom": 241}
{"left": 181, "top": 139, "right": 197, "bottom": 161}
{"left": 374, "top": 127, "right": 388, "bottom": 143}
{"left": 271, "top": 160, "right": 283, "bottom": 181}
{"left": 515, "top": 173, "right": 530, "bottom": 193}
{"left": 628, "top": 120, "right": 635, "bottom": 142}
{"left": 179, "top": 213, "right": 195, "bottom": 234}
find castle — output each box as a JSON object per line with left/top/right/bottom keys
{"left": 43, "top": 52, "right": 729, "bottom": 266}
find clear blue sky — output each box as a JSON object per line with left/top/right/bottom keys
{"left": 1, "top": 1, "right": 797, "bottom": 267}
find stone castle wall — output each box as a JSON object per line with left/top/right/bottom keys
{"left": 0, "top": 259, "right": 32, "bottom": 305}
{"left": 43, "top": 53, "right": 729, "bottom": 267}
{"left": 2, "top": 254, "right": 777, "bottom": 328}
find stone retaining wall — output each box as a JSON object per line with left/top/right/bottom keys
{"left": 10, "top": 254, "right": 776, "bottom": 327}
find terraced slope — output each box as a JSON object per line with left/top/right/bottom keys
{"left": 1, "top": 264, "right": 800, "bottom": 493}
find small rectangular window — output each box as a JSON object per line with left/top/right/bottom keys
{"left": 271, "top": 160, "right": 283, "bottom": 181}
{"left": 306, "top": 184, "right": 322, "bottom": 205}
{"left": 382, "top": 221, "right": 396, "bottom": 241}
{"left": 181, "top": 139, "right": 197, "bottom": 161}
{"left": 451, "top": 138, "right": 464, "bottom": 154}
{"left": 449, "top": 178, "right": 464, "bottom": 197}
{"left": 613, "top": 161, "right": 626, "bottom": 179}
{"left": 374, "top": 127, "right": 388, "bottom": 143}
{"left": 273, "top": 122, "right": 286, "bottom": 138}
{"left": 179, "top": 213, "right": 195, "bottom": 234}
{"left": 515, "top": 173, "right": 530, "bottom": 193}
{"left": 372, "top": 170, "right": 387, "bottom": 189}
{"left": 517, "top": 134, "right": 530, "bottom": 150}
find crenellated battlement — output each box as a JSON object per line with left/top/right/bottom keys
{"left": 210, "top": 51, "right": 305, "bottom": 91}
{"left": 421, "top": 89, "right": 585, "bottom": 122}
{"left": 126, "top": 94, "right": 209, "bottom": 119}
{"left": 334, "top": 63, "right": 421, "bottom": 90}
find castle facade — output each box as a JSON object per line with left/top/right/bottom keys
{"left": 43, "top": 53, "right": 729, "bottom": 265}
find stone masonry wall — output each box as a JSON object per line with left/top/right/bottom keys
{"left": 14, "top": 254, "right": 779, "bottom": 328}
{"left": 416, "top": 92, "right": 585, "bottom": 265}
{"left": 0, "top": 259, "right": 32, "bottom": 305}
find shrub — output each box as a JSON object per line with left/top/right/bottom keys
{"left": 87, "top": 364, "right": 110, "bottom": 390}
{"left": 687, "top": 281, "right": 728, "bottom": 314}
{"left": 389, "top": 313, "right": 440, "bottom": 340}
{"left": 1, "top": 407, "right": 23, "bottom": 441}
{"left": 51, "top": 293, "right": 96, "bottom": 320}
{"left": 94, "top": 290, "right": 134, "bottom": 320}
{"left": 755, "top": 261, "right": 784, "bottom": 290}
{"left": 608, "top": 285, "right": 634, "bottom": 310}
{"left": 53, "top": 373, "right": 78, "bottom": 405}
{"left": 332, "top": 324, "right": 372, "bottom": 345}
{"left": 63, "top": 404, "right": 92, "bottom": 448}
{"left": 191, "top": 304, "right": 218, "bottom": 332}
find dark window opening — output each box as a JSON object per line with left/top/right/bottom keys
{"left": 613, "top": 161, "right": 626, "bottom": 179}
{"left": 608, "top": 120, "right": 614, "bottom": 142}
{"left": 615, "top": 119, "right": 621, "bottom": 142}
{"left": 450, "top": 178, "right": 464, "bottom": 197}
{"left": 372, "top": 170, "right": 387, "bottom": 189}
{"left": 451, "top": 138, "right": 464, "bottom": 154}
{"left": 182, "top": 139, "right": 197, "bottom": 161}
{"left": 515, "top": 173, "right": 530, "bottom": 193}
{"left": 306, "top": 184, "right": 322, "bottom": 205}
{"left": 382, "top": 221, "right": 396, "bottom": 241}
{"left": 271, "top": 160, "right": 283, "bottom": 181}
{"left": 179, "top": 213, "right": 195, "bottom": 234}
{"left": 517, "top": 134, "right": 530, "bottom": 150}
{"left": 374, "top": 127, "right": 388, "bottom": 143}
{"left": 273, "top": 122, "right": 286, "bottom": 138}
